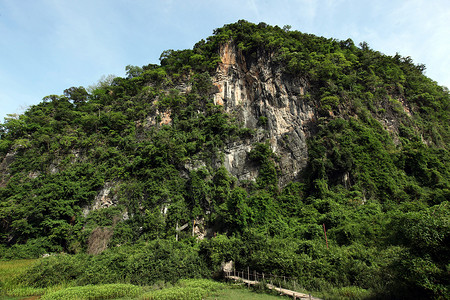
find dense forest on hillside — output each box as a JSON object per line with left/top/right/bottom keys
{"left": 1, "top": 21, "right": 449, "bottom": 299}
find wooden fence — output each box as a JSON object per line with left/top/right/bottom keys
{"left": 224, "top": 267, "right": 321, "bottom": 300}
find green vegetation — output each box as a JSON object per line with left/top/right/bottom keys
{"left": 1, "top": 20, "right": 449, "bottom": 299}
{"left": 205, "top": 287, "right": 284, "bottom": 300}
{"left": 0, "top": 261, "right": 229, "bottom": 300}
{"left": 140, "top": 279, "right": 224, "bottom": 300}
{"left": 41, "top": 284, "right": 143, "bottom": 300}
{"left": 0, "top": 259, "right": 51, "bottom": 298}
{"left": 21, "top": 240, "right": 208, "bottom": 287}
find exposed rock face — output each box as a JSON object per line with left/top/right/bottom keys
{"left": 211, "top": 42, "right": 317, "bottom": 186}
{"left": 83, "top": 182, "right": 118, "bottom": 217}
{"left": 87, "top": 227, "right": 113, "bottom": 255}
{"left": 0, "top": 151, "right": 16, "bottom": 187}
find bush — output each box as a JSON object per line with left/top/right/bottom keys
{"left": 321, "top": 286, "right": 373, "bottom": 300}
{"left": 0, "top": 238, "right": 53, "bottom": 259}
{"left": 24, "top": 254, "right": 90, "bottom": 288}
{"left": 22, "top": 240, "right": 210, "bottom": 287}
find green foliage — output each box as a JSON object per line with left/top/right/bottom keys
{"left": 319, "top": 286, "right": 373, "bottom": 300}
{"left": 222, "top": 187, "right": 252, "bottom": 230}
{"left": 389, "top": 204, "right": 449, "bottom": 260}
{"left": 23, "top": 240, "right": 209, "bottom": 287}
{"left": 248, "top": 143, "right": 278, "bottom": 188}
{"left": 320, "top": 95, "right": 340, "bottom": 111}
{"left": 257, "top": 116, "right": 268, "bottom": 126}
{"left": 199, "top": 234, "right": 241, "bottom": 269}
{"left": 0, "top": 238, "right": 53, "bottom": 259}
{"left": 141, "top": 286, "right": 206, "bottom": 300}
{"left": 140, "top": 279, "right": 223, "bottom": 300}
{"left": 64, "top": 86, "right": 89, "bottom": 105}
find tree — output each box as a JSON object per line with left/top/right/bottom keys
{"left": 87, "top": 74, "right": 117, "bottom": 93}
{"left": 64, "top": 86, "right": 89, "bottom": 104}
{"left": 224, "top": 187, "right": 252, "bottom": 230}
{"left": 125, "top": 65, "right": 143, "bottom": 79}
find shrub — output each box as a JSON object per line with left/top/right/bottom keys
{"left": 0, "top": 238, "right": 53, "bottom": 259}
{"left": 24, "top": 254, "right": 90, "bottom": 288}
{"left": 22, "top": 241, "right": 210, "bottom": 287}
{"left": 322, "top": 286, "right": 373, "bottom": 300}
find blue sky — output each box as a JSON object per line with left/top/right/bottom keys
{"left": 1, "top": 0, "right": 449, "bottom": 122}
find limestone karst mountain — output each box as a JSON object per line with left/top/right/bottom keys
{"left": 1, "top": 20, "right": 448, "bottom": 298}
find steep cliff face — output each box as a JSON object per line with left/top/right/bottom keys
{"left": 0, "top": 151, "right": 15, "bottom": 188}
{"left": 211, "top": 42, "right": 317, "bottom": 186}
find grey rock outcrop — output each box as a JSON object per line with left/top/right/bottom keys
{"left": 83, "top": 182, "right": 118, "bottom": 217}
{"left": 0, "top": 151, "right": 15, "bottom": 187}
{"left": 211, "top": 42, "right": 317, "bottom": 186}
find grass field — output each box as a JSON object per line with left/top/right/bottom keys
{"left": 1, "top": 259, "right": 290, "bottom": 300}
{"left": 0, "top": 259, "right": 46, "bottom": 298}
{"left": 0, "top": 259, "right": 38, "bottom": 283}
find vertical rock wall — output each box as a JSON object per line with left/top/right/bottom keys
{"left": 212, "top": 42, "right": 317, "bottom": 186}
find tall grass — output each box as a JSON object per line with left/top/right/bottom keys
{"left": 3, "top": 286, "right": 48, "bottom": 297}
{"left": 40, "top": 279, "right": 225, "bottom": 300}
{"left": 140, "top": 286, "right": 206, "bottom": 300}
{"left": 0, "top": 259, "right": 72, "bottom": 298}
{"left": 40, "top": 283, "right": 143, "bottom": 300}
{"left": 0, "top": 259, "right": 41, "bottom": 296}
{"left": 0, "top": 259, "right": 38, "bottom": 283}
{"left": 140, "top": 279, "right": 225, "bottom": 300}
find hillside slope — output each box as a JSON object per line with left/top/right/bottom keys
{"left": 1, "top": 20, "right": 449, "bottom": 298}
